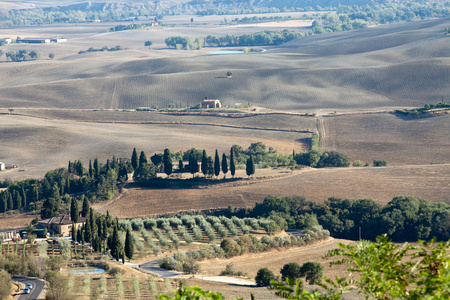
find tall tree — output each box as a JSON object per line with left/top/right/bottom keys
{"left": 230, "top": 148, "right": 236, "bottom": 178}
{"left": 41, "top": 197, "right": 59, "bottom": 219}
{"left": 131, "top": 148, "right": 139, "bottom": 170}
{"left": 88, "top": 160, "right": 93, "bottom": 178}
{"left": 222, "top": 153, "right": 228, "bottom": 178}
{"left": 71, "top": 222, "right": 77, "bottom": 241}
{"left": 163, "top": 149, "right": 173, "bottom": 176}
{"left": 111, "top": 223, "right": 122, "bottom": 261}
{"left": 93, "top": 158, "right": 99, "bottom": 179}
{"left": 81, "top": 196, "right": 89, "bottom": 218}
{"left": 178, "top": 159, "right": 184, "bottom": 173}
{"left": 188, "top": 154, "right": 198, "bottom": 178}
{"left": 201, "top": 150, "right": 208, "bottom": 177}
{"left": 124, "top": 228, "right": 134, "bottom": 260}
{"left": 139, "top": 151, "right": 148, "bottom": 168}
{"left": 214, "top": 150, "right": 220, "bottom": 177}
{"left": 70, "top": 198, "right": 79, "bottom": 223}
{"left": 246, "top": 155, "right": 255, "bottom": 178}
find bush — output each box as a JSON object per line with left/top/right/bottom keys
{"left": 107, "top": 267, "right": 124, "bottom": 277}
{"left": 280, "top": 262, "right": 302, "bottom": 281}
{"left": 353, "top": 160, "right": 364, "bottom": 167}
{"left": 373, "top": 160, "right": 387, "bottom": 167}
{"left": 299, "top": 262, "right": 323, "bottom": 285}
{"left": 255, "top": 268, "right": 275, "bottom": 287}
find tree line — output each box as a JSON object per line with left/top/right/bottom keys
{"left": 246, "top": 195, "right": 450, "bottom": 242}
{"left": 4, "top": 49, "right": 41, "bottom": 62}
{"left": 165, "top": 30, "right": 305, "bottom": 50}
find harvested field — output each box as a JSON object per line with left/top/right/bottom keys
{"left": 94, "top": 164, "right": 450, "bottom": 218}
{"left": 322, "top": 112, "right": 450, "bottom": 165}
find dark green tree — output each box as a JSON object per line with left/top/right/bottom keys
{"left": 230, "top": 148, "right": 236, "bottom": 178}
{"left": 222, "top": 153, "right": 228, "bottom": 178}
{"left": 125, "top": 228, "right": 134, "bottom": 260}
{"left": 178, "top": 159, "right": 184, "bottom": 173}
{"left": 255, "top": 268, "right": 275, "bottom": 287}
{"left": 133, "top": 163, "right": 157, "bottom": 186}
{"left": 280, "top": 262, "right": 302, "bottom": 282}
{"left": 163, "top": 148, "right": 173, "bottom": 176}
{"left": 151, "top": 153, "right": 163, "bottom": 167}
{"left": 214, "top": 150, "right": 220, "bottom": 177}
{"left": 131, "top": 148, "right": 139, "bottom": 170}
{"left": 299, "top": 262, "right": 323, "bottom": 285}
{"left": 144, "top": 40, "right": 153, "bottom": 47}
{"left": 246, "top": 155, "right": 255, "bottom": 177}
{"left": 81, "top": 196, "right": 89, "bottom": 218}
{"left": 71, "top": 222, "right": 76, "bottom": 241}
{"left": 110, "top": 224, "right": 122, "bottom": 261}
{"left": 188, "top": 154, "right": 198, "bottom": 178}
{"left": 93, "top": 158, "right": 99, "bottom": 179}
{"left": 70, "top": 198, "right": 79, "bottom": 223}
{"left": 139, "top": 151, "right": 148, "bottom": 168}
{"left": 41, "top": 198, "right": 59, "bottom": 219}
{"left": 201, "top": 150, "right": 208, "bottom": 177}
{"left": 88, "top": 160, "right": 93, "bottom": 177}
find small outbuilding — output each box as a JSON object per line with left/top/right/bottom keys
{"left": 202, "top": 99, "right": 222, "bottom": 109}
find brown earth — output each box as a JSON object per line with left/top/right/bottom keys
{"left": 94, "top": 164, "right": 450, "bottom": 218}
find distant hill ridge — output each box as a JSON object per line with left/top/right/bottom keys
{"left": 45, "top": 0, "right": 396, "bottom": 12}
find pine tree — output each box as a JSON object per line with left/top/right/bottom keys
{"left": 230, "top": 148, "right": 236, "bottom": 178}
{"left": 125, "top": 228, "right": 134, "bottom": 260}
{"left": 139, "top": 151, "right": 148, "bottom": 168}
{"left": 222, "top": 153, "right": 228, "bottom": 178}
{"left": 163, "top": 149, "right": 173, "bottom": 176}
{"left": 82, "top": 196, "right": 89, "bottom": 218}
{"left": 131, "top": 148, "right": 139, "bottom": 170}
{"left": 201, "top": 150, "right": 208, "bottom": 177}
{"left": 70, "top": 198, "right": 79, "bottom": 223}
{"left": 214, "top": 150, "right": 220, "bottom": 177}
{"left": 246, "top": 155, "right": 255, "bottom": 177}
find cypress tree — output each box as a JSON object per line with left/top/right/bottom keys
{"left": 66, "top": 178, "right": 71, "bottom": 194}
{"left": 188, "top": 154, "right": 197, "bottom": 178}
{"left": 0, "top": 194, "right": 6, "bottom": 213}
{"left": 93, "top": 158, "right": 99, "bottom": 179}
{"left": 201, "top": 150, "right": 208, "bottom": 177}
{"left": 111, "top": 224, "right": 122, "bottom": 261}
{"left": 68, "top": 161, "right": 73, "bottom": 173}
{"left": 89, "top": 160, "right": 93, "bottom": 178}
{"left": 119, "top": 165, "right": 128, "bottom": 182}
{"left": 84, "top": 218, "right": 91, "bottom": 243}
{"left": 71, "top": 222, "right": 77, "bottom": 241}
{"left": 8, "top": 193, "right": 13, "bottom": 211}
{"left": 77, "top": 160, "right": 84, "bottom": 177}
{"left": 77, "top": 228, "right": 82, "bottom": 243}
{"left": 163, "top": 149, "right": 173, "bottom": 176}
{"left": 70, "top": 198, "right": 79, "bottom": 223}
{"left": 81, "top": 196, "right": 89, "bottom": 218}
{"left": 222, "top": 153, "right": 228, "bottom": 178}
{"left": 124, "top": 228, "right": 134, "bottom": 260}
{"left": 131, "top": 148, "right": 139, "bottom": 170}
{"left": 178, "top": 159, "right": 184, "bottom": 173}
{"left": 21, "top": 188, "right": 27, "bottom": 207}
{"left": 246, "top": 155, "right": 255, "bottom": 177}
{"left": 214, "top": 150, "right": 220, "bottom": 177}
{"left": 230, "top": 148, "right": 236, "bottom": 178}
{"left": 139, "top": 151, "right": 148, "bottom": 168}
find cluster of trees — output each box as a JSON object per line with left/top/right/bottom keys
{"left": 165, "top": 30, "right": 304, "bottom": 50}
{"left": 395, "top": 101, "right": 450, "bottom": 117}
{"left": 110, "top": 23, "right": 157, "bottom": 31}
{"left": 250, "top": 195, "right": 450, "bottom": 242}
{"left": 159, "top": 227, "right": 329, "bottom": 273}
{"left": 78, "top": 45, "right": 122, "bottom": 54}
{"left": 294, "top": 150, "right": 350, "bottom": 168}
{"left": 256, "top": 261, "right": 323, "bottom": 287}
{"left": 4, "top": 49, "right": 41, "bottom": 62}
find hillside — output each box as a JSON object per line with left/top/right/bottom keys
{"left": 1, "top": 17, "right": 450, "bottom": 111}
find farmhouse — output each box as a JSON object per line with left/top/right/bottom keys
{"left": 18, "top": 36, "right": 66, "bottom": 44}
{"left": 0, "top": 162, "right": 4, "bottom": 171}
{"left": 202, "top": 99, "right": 222, "bottom": 109}
{"left": 1, "top": 38, "right": 12, "bottom": 44}
{"left": 38, "top": 215, "right": 86, "bottom": 237}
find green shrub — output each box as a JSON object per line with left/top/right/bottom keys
{"left": 255, "top": 268, "right": 275, "bottom": 287}
{"left": 373, "top": 160, "right": 387, "bottom": 167}
{"left": 353, "top": 160, "right": 364, "bottom": 167}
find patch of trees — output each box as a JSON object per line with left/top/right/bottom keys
{"left": 5, "top": 50, "right": 41, "bottom": 62}
{"left": 294, "top": 149, "right": 350, "bottom": 168}
{"left": 110, "top": 23, "right": 157, "bottom": 31}
{"left": 231, "top": 15, "right": 295, "bottom": 25}
{"left": 251, "top": 195, "right": 450, "bottom": 242}
{"left": 395, "top": 101, "right": 450, "bottom": 117}
{"left": 165, "top": 30, "right": 304, "bottom": 50}
{"left": 78, "top": 45, "right": 122, "bottom": 54}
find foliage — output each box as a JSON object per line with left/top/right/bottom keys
{"left": 145, "top": 40, "right": 153, "bottom": 47}
{"left": 373, "top": 160, "right": 387, "bottom": 167}
{"left": 299, "top": 262, "right": 323, "bottom": 285}
{"left": 255, "top": 267, "right": 275, "bottom": 286}
{"left": 281, "top": 262, "right": 302, "bottom": 282}
{"left": 0, "top": 270, "right": 11, "bottom": 300}
{"left": 395, "top": 102, "right": 450, "bottom": 117}
{"left": 205, "top": 30, "right": 304, "bottom": 47}
{"left": 78, "top": 46, "right": 122, "bottom": 54}
{"left": 124, "top": 228, "right": 134, "bottom": 260}
{"left": 133, "top": 163, "right": 157, "bottom": 186}
{"left": 5, "top": 50, "right": 41, "bottom": 62}
{"left": 158, "top": 283, "right": 224, "bottom": 300}
{"left": 46, "top": 270, "right": 73, "bottom": 300}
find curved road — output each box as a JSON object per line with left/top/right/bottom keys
{"left": 138, "top": 258, "right": 182, "bottom": 278}
{"left": 12, "top": 276, "right": 45, "bottom": 300}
